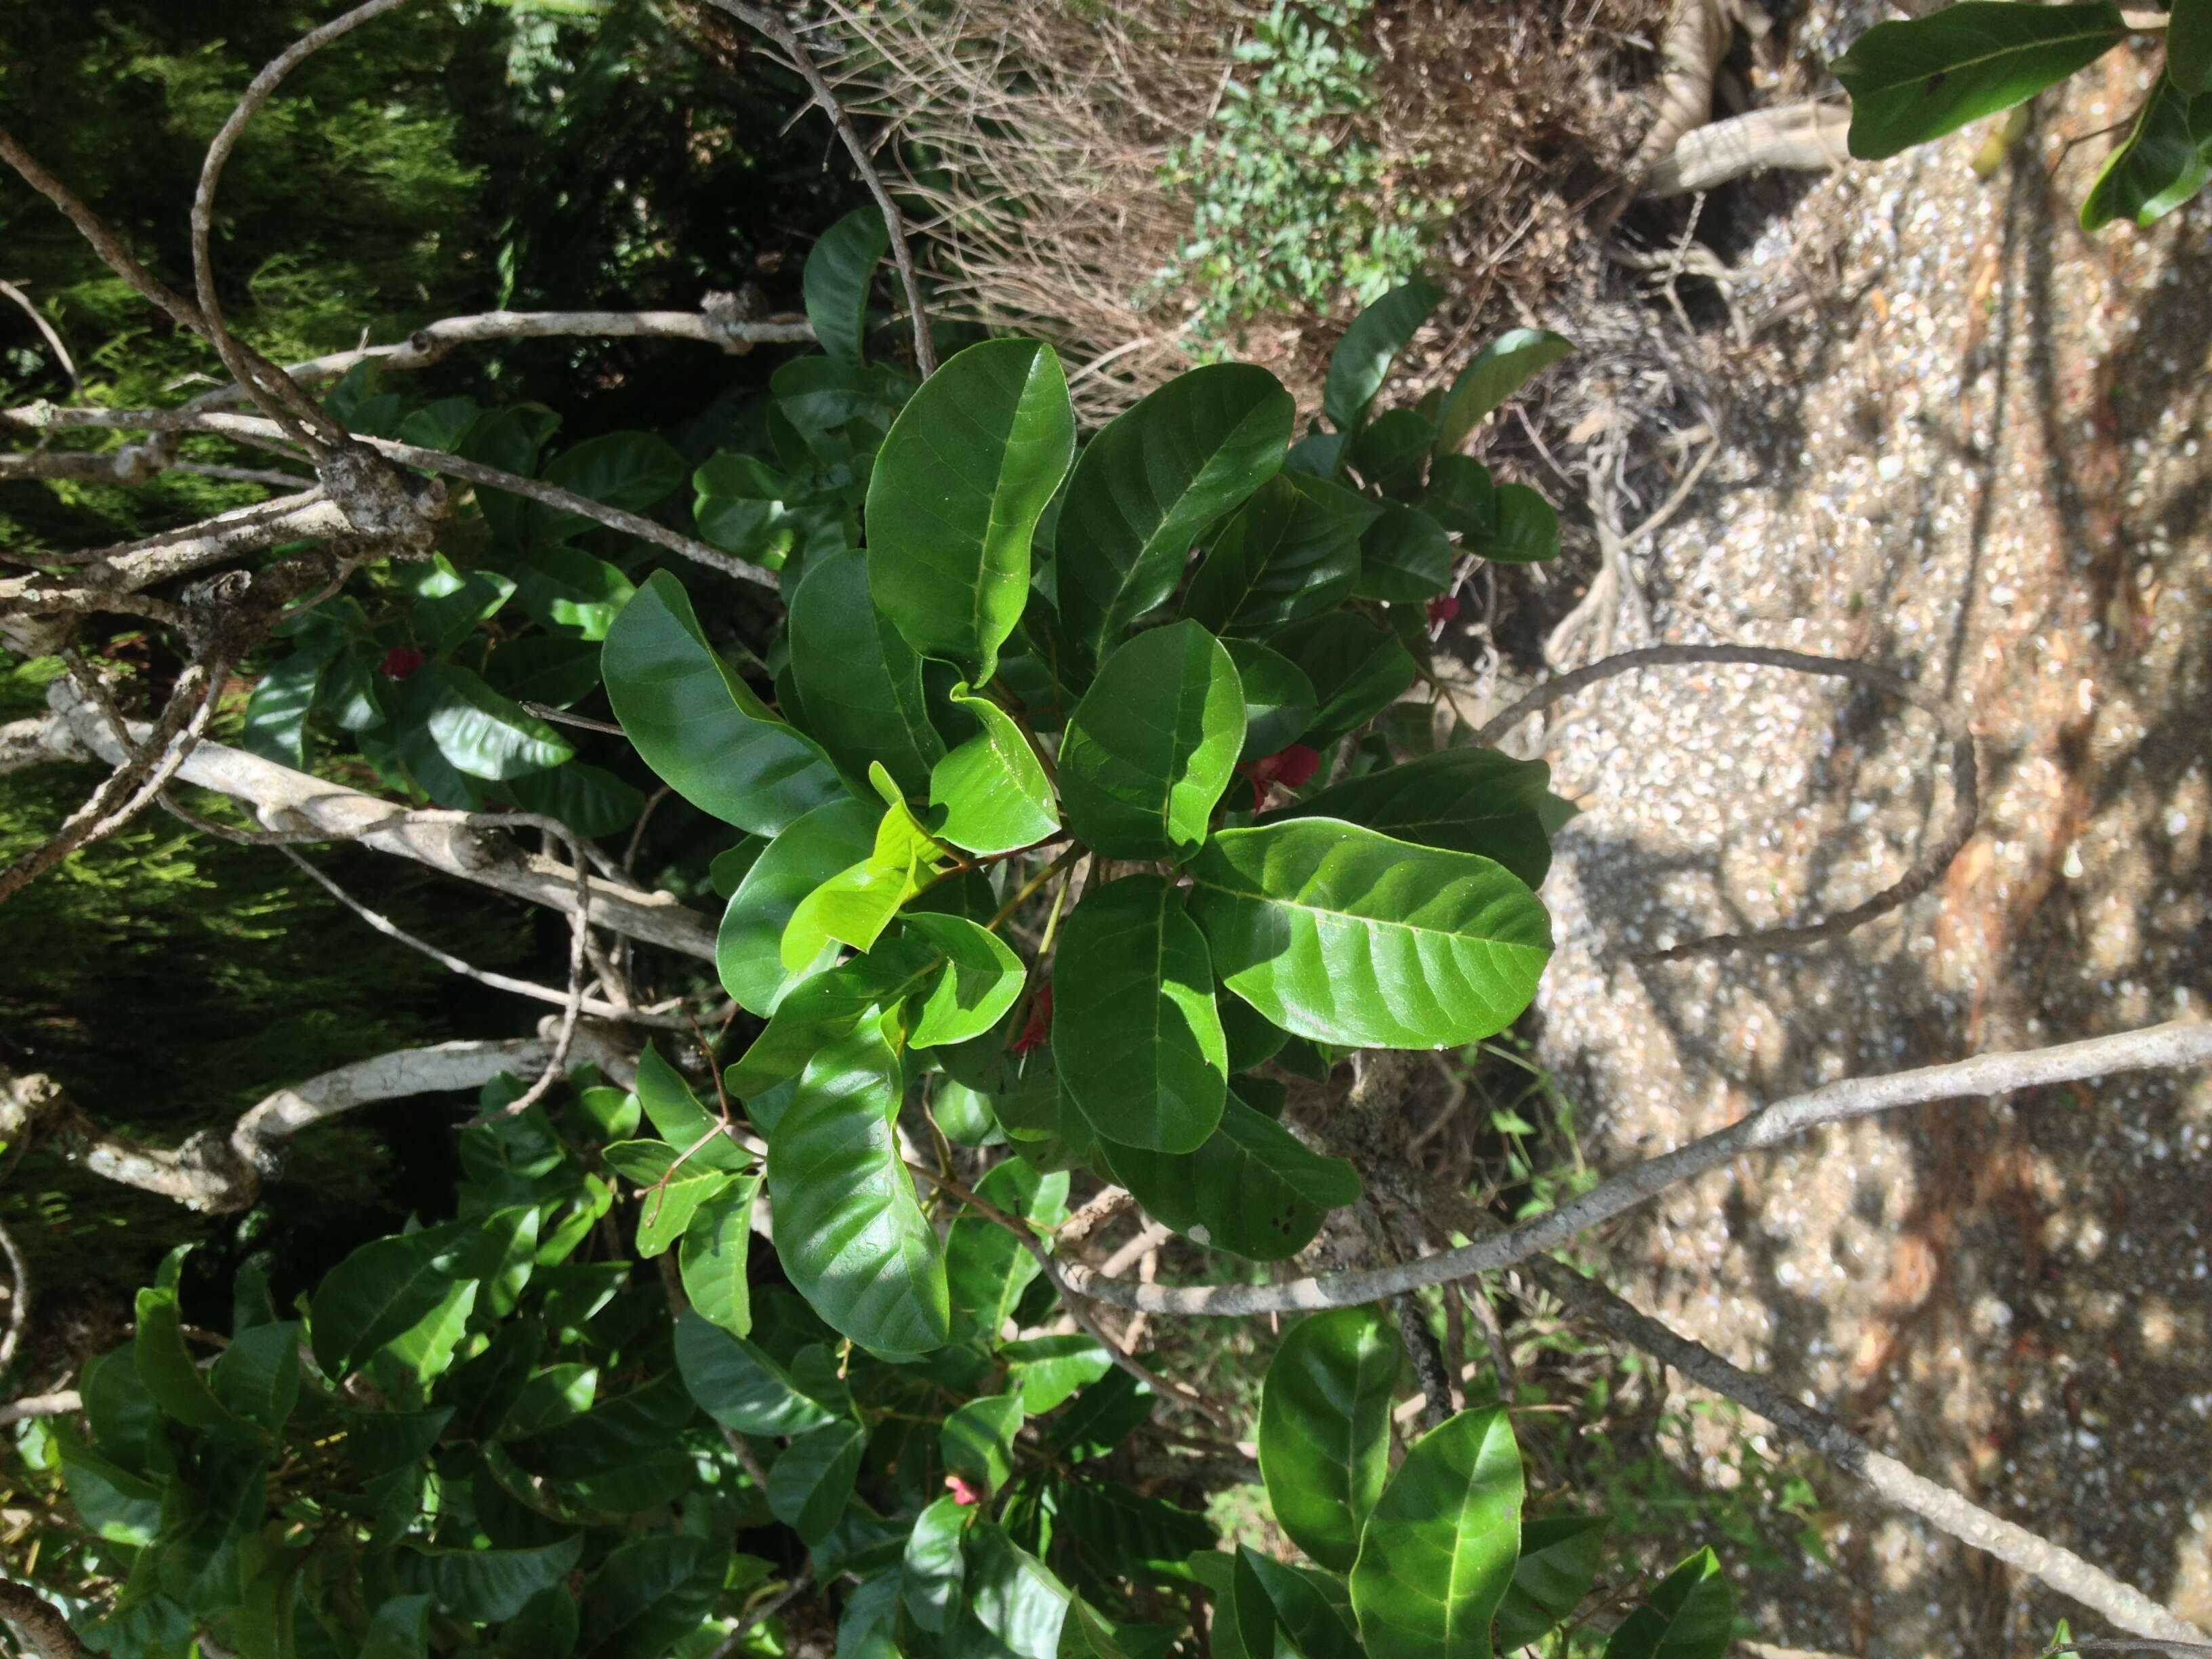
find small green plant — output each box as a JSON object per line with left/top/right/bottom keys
{"left": 1835, "top": 0, "right": 2212, "bottom": 230}
{"left": 1151, "top": 0, "right": 1451, "bottom": 348}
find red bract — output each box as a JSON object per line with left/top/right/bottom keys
{"left": 1010, "top": 982, "right": 1053, "bottom": 1055}
{"left": 1427, "top": 594, "right": 1461, "bottom": 626}
{"left": 1240, "top": 743, "right": 1323, "bottom": 810}
{"left": 381, "top": 647, "right": 427, "bottom": 680}
{"left": 945, "top": 1473, "right": 982, "bottom": 1507}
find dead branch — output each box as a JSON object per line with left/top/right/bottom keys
{"left": 1623, "top": 0, "right": 1771, "bottom": 188}
{"left": 0, "top": 492, "right": 350, "bottom": 608}
{"left": 0, "top": 280, "right": 82, "bottom": 401}
{"left": 1050, "top": 1019, "right": 2212, "bottom": 1315}
{"left": 0, "top": 1218, "right": 28, "bottom": 1372}
{"left": 0, "top": 1392, "right": 83, "bottom": 1427}
{"left": 1643, "top": 103, "right": 1852, "bottom": 197}
{"left": 0, "top": 1583, "right": 87, "bottom": 1659}
{"left": 1477, "top": 643, "right": 1978, "bottom": 964}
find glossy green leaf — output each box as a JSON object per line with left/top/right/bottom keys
{"left": 1497, "top": 1514, "right": 1610, "bottom": 1652}
{"left": 945, "top": 1160, "right": 1066, "bottom": 1342}
{"left": 790, "top": 543, "right": 945, "bottom": 794}
{"left": 930, "top": 682, "right": 1060, "bottom": 856}
{"left": 1354, "top": 504, "right": 1454, "bottom": 603}
{"left": 673, "top": 1309, "right": 838, "bottom": 1436}
{"left": 693, "top": 453, "right": 798, "bottom": 567}
{"left": 408, "top": 553, "right": 516, "bottom": 653}
{"left": 718, "top": 796, "right": 878, "bottom": 1014}
{"left": 1054, "top": 875, "right": 1227, "bottom": 1153}
{"left": 1258, "top": 1307, "right": 1400, "bottom": 1571}
{"left": 1345, "top": 407, "right": 1437, "bottom": 496}
{"left": 1264, "top": 612, "right": 1416, "bottom": 747}
{"left": 503, "top": 1374, "right": 695, "bottom": 1478}
{"left": 504, "top": 762, "right": 645, "bottom": 839}
{"left": 966, "top": 1523, "right": 1076, "bottom": 1659}
{"left": 781, "top": 781, "right": 952, "bottom": 970}
{"left": 602, "top": 1140, "right": 739, "bottom": 1257}
{"left": 392, "top": 1536, "right": 583, "bottom": 1623}
{"left": 725, "top": 935, "right": 939, "bottom": 1097}
{"left": 1190, "top": 819, "right": 1553, "bottom": 1048}
{"left": 1425, "top": 454, "right": 1496, "bottom": 541}
{"left": 1221, "top": 638, "right": 1318, "bottom": 761}
{"left": 632, "top": 1042, "right": 750, "bottom": 1172}
{"left": 532, "top": 430, "right": 687, "bottom": 542}
{"left": 1183, "top": 472, "right": 1379, "bottom": 636}
{"left": 2081, "top": 74, "right": 2212, "bottom": 228}
{"left": 210, "top": 1320, "right": 302, "bottom": 1431}
{"left": 411, "top": 663, "right": 573, "bottom": 781}
{"left": 805, "top": 204, "right": 889, "bottom": 362}
{"left": 867, "top": 338, "right": 1076, "bottom": 680}
{"left": 511, "top": 541, "right": 637, "bottom": 640}
{"left": 1837, "top": 3, "right": 2127, "bottom": 158}
{"left": 134, "top": 1282, "right": 237, "bottom": 1430}
{"left": 1435, "top": 329, "right": 1574, "bottom": 455}
{"left": 241, "top": 642, "right": 333, "bottom": 769}
{"left": 2173, "top": 0, "right": 2212, "bottom": 94}
{"left": 768, "top": 1420, "right": 865, "bottom": 1544}
{"left": 1055, "top": 362, "right": 1294, "bottom": 658}
{"left": 1000, "top": 1334, "right": 1113, "bottom": 1413}
{"left": 1467, "top": 483, "right": 1559, "bottom": 565}
{"left": 1059, "top": 621, "right": 1245, "bottom": 862}
{"left": 602, "top": 570, "right": 844, "bottom": 834}
{"left": 1349, "top": 1408, "right": 1524, "bottom": 1659}
{"left": 1242, "top": 1551, "right": 1361, "bottom": 1659}
{"left": 1602, "top": 1549, "right": 1734, "bottom": 1659}
{"left": 905, "top": 912, "right": 1027, "bottom": 1047}
{"left": 942, "top": 1393, "right": 1024, "bottom": 1494}
{"left": 576, "top": 1536, "right": 726, "bottom": 1659}
{"left": 1266, "top": 747, "right": 1574, "bottom": 889}
{"left": 769, "top": 1022, "right": 950, "bottom": 1354}
{"left": 1325, "top": 280, "right": 1445, "bottom": 430}
{"left": 1098, "top": 1092, "right": 1358, "bottom": 1262}
{"left": 904, "top": 1494, "right": 972, "bottom": 1633}
{"left": 679, "top": 1176, "right": 758, "bottom": 1336}
{"left": 311, "top": 1219, "right": 491, "bottom": 1380}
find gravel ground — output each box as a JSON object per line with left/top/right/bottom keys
{"left": 1466, "top": 19, "right": 2211, "bottom": 1654}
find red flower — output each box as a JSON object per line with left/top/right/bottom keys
{"left": 1427, "top": 594, "right": 1461, "bottom": 626}
{"left": 945, "top": 1473, "right": 983, "bottom": 1507}
{"left": 1009, "top": 983, "right": 1053, "bottom": 1056}
{"left": 1239, "top": 743, "right": 1322, "bottom": 811}
{"left": 381, "top": 647, "right": 427, "bottom": 680}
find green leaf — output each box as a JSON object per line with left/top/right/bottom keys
{"left": 1241, "top": 1552, "right": 1361, "bottom": 1659}
{"left": 673, "top": 1309, "right": 838, "bottom": 1436}
{"left": 781, "top": 780, "right": 953, "bottom": 970}
{"left": 1209, "top": 1548, "right": 1280, "bottom": 1659}
{"left": 1097, "top": 1092, "right": 1358, "bottom": 1262}
{"left": 241, "top": 642, "right": 334, "bottom": 768}
{"left": 2173, "top": 0, "right": 2212, "bottom": 94}
{"left": 1000, "top": 1334, "right": 1113, "bottom": 1413}
{"left": 967, "top": 1523, "right": 1076, "bottom": 1659}
{"left": 1190, "top": 819, "right": 1553, "bottom": 1048}
{"left": 1601, "top": 1549, "right": 1734, "bottom": 1659}
{"left": 53, "top": 1428, "right": 162, "bottom": 1545}
{"left": 498, "top": 1589, "right": 579, "bottom": 1659}
{"left": 693, "top": 453, "right": 798, "bottom": 567}
{"left": 602, "top": 1140, "right": 739, "bottom": 1257}
{"left": 805, "top": 205, "right": 890, "bottom": 362}
{"left": 1468, "top": 483, "right": 1559, "bottom": 565}
{"left": 790, "top": 543, "right": 945, "bottom": 794}
{"left": 412, "top": 663, "right": 573, "bottom": 781}
{"left": 1258, "top": 1307, "right": 1400, "bottom": 1571}
{"left": 359, "top": 1595, "right": 432, "bottom": 1659}
{"left": 1266, "top": 747, "right": 1573, "bottom": 888}
{"left": 438, "top": 1317, "right": 543, "bottom": 1443}
{"left": 503, "top": 1374, "right": 695, "bottom": 1479}
{"left": 1264, "top": 612, "right": 1416, "bottom": 747}
{"left": 905, "top": 912, "right": 1028, "bottom": 1047}
{"left": 930, "top": 682, "right": 1060, "bottom": 856}
{"left": 602, "top": 569, "right": 844, "bottom": 834}
{"left": 724, "top": 934, "right": 939, "bottom": 1097}
{"left": 531, "top": 430, "right": 687, "bottom": 542}
{"left": 774, "top": 355, "right": 909, "bottom": 437}
{"left": 769, "top": 1022, "right": 951, "bottom": 1355}
{"left": 210, "top": 1320, "right": 301, "bottom": 1431}
{"left": 1425, "top": 455, "right": 1496, "bottom": 541}
{"left": 1498, "top": 1515, "right": 1610, "bottom": 1652}
{"left": 1054, "top": 875, "right": 1227, "bottom": 1153}
{"left": 679, "top": 1176, "right": 758, "bottom": 1336}
{"left": 392, "top": 1537, "right": 583, "bottom": 1623}
{"left": 1221, "top": 638, "right": 1318, "bottom": 761}
{"left": 1054, "top": 363, "right": 1295, "bottom": 659}
{"left": 904, "top": 1494, "right": 972, "bottom": 1633}
{"left": 408, "top": 553, "right": 516, "bottom": 653}
{"left": 1837, "top": 3, "right": 2127, "bottom": 159}
{"left": 942, "top": 1393, "right": 1025, "bottom": 1494}
{"left": 1325, "top": 280, "right": 1446, "bottom": 430}
{"left": 945, "top": 1160, "right": 1065, "bottom": 1342}
{"left": 718, "top": 796, "right": 878, "bottom": 1015}
{"left": 838, "top": 1571, "right": 905, "bottom": 1659}
{"left": 768, "top": 1419, "right": 865, "bottom": 1544}
{"left": 1435, "top": 329, "right": 1574, "bottom": 455}
{"left": 1349, "top": 1408, "right": 1524, "bottom": 1659}
{"left": 2081, "top": 74, "right": 2212, "bottom": 228}
{"left": 1059, "top": 621, "right": 1245, "bottom": 862}
{"left": 633, "top": 1043, "right": 750, "bottom": 1172}
{"left": 510, "top": 541, "right": 636, "bottom": 640}
{"left": 1055, "top": 1481, "right": 1213, "bottom": 1590}
{"left": 310, "top": 1219, "right": 490, "bottom": 1380}
{"left": 134, "top": 1279, "right": 237, "bottom": 1430}
{"left": 504, "top": 762, "right": 645, "bottom": 839}
{"left": 1354, "top": 504, "right": 1454, "bottom": 603}
{"left": 484, "top": 635, "right": 604, "bottom": 710}
{"left": 1345, "top": 407, "right": 1437, "bottom": 496}
{"left": 577, "top": 1536, "right": 726, "bottom": 1659}
{"left": 1183, "top": 472, "right": 1379, "bottom": 636}
{"left": 866, "top": 338, "right": 1076, "bottom": 681}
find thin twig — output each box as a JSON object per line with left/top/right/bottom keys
{"left": 0, "top": 1390, "right": 83, "bottom": 1427}
{"left": 705, "top": 1570, "right": 815, "bottom": 1659}
{"left": 0, "top": 279, "right": 81, "bottom": 400}
{"left": 0, "top": 1218, "right": 30, "bottom": 1372}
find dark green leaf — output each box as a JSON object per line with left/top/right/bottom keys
{"left": 1435, "top": 329, "right": 1574, "bottom": 455}
{"left": 311, "top": 1219, "right": 490, "bottom": 1380}
{"left": 930, "top": 682, "right": 1060, "bottom": 856}
{"left": 838, "top": 1570, "right": 905, "bottom": 1659}
{"left": 510, "top": 541, "right": 636, "bottom": 640}
{"left": 1190, "top": 819, "right": 1552, "bottom": 1048}
{"left": 412, "top": 663, "right": 573, "bottom": 781}
{"left": 1258, "top": 1307, "right": 1400, "bottom": 1572}
{"left": 134, "top": 1279, "right": 237, "bottom": 1430}
{"left": 1183, "top": 472, "right": 1378, "bottom": 637}
{"left": 945, "top": 1160, "right": 1066, "bottom": 1342}
{"left": 1048, "top": 1369, "right": 1154, "bottom": 1464}
{"left": 1498, "top": 1514, "right": 1610, "bottom": 1652}
{"left": 2081, "top": 74, "right": 2212, "bottom": 228}
{"left": 438, "top": 1318, "right": 544, "bottom": 1443}
{"left": 497, "top": 1587, "right": 579, "bottom": 1659}
{"left": 241, "top": 642, "right": 334, "bottom": 769}
{"left": 679, "top": 1176, "right": 758, "bottom": 1336}
{"left": 1098, "top": 1093, "right": 1358, "bottom": 1262}
{"left": 1055, "top": 362, "right": 1294, "bottom": 659}
{"left": 1324, "top": 281, "right": 1445, "bottom": 430}
{"left": 359, "top": 1595, "right": 432, "bottom": 1659}
{"left": 1266, "top": 747, "right": 1573, "bottom": 888}
{"left": 602, "top": 570, "right": 844, "bottom": 834}
{"left": 790, "top": 543, "right": 945, "bottom": 794}
{"left": 504, "top": 762, "right": 645, "bottom": 839}
{"left": 1837, "top": 3, "right": 2127, "bottom": 158}
{"left": 1054, "top": 875, "right": 1227, "bottom": 1154}
{"left": 1221, "top": 638, "right": 1318, "bottom": 761}
{"left": 1467, "top": 483, "right": 1559, "bottom": 565}
{"left": 531, "top": 430, "right": 687, "bottom": 542}
{"left": 718, "top": 796, "right": 878, "bottom": 1015}
{"left": 1354, "top": 505, "right": 1454, "bottom": 603}
{"left": 1424, "top": 454, "right": 1496, "bottom": 541}
{"left": 392, "top": 1536, "right": 583, "bottom": 1623}
{"left": 576, "top": 1536, "right": 726, "bottom": 1659}
{"left": 408, "top": 553, "right": 516, "bottom": 653}
{"left": 2173, "top": 0, "right": 2212, "bottom": 94}
{"left": 674, "top": 1308, "right": 838, "bottom": 1436}
{"left": 866, "top": 339, "right": 1076, "bottom": 681}
{"left": 693, "top": 453, "right": 798, "bottom": 567}
{"left": 503, "top": 1373, "right": 695, "bottom": 1479}
{"left": 1263, "top": 612, "right": 1416, "bottom": 747}
{"left": 1059, "top": 621, "right": 1244, "bottom": 862}
{"left": 805, "top": 205, "right": 890, "bottom": 362}
{"left": 942, "top": 1393, "right": 1024, "bottom": 1494}
{"left": 768, "top": 1420, "right": 865, "bottom": 1544}
{"left": 904, "top": 1494, "right": 972, "bottom": 1633}
{"left": 1349, "top": 1408, "right": 1524, "bottom": 1659}
{"left": 484, "top": 635, "right": 604, "bottom": 709}
{"left": 210, "top": 1320, "right": 301, "bottom": 1431}
{"left": 1242, "top": 1551, "right": 1361, "bottom": 1659}
{"left": 1602, "top": 1549, "right": 1734, "bottom": 1659}
{"left": 1344, "top": 407, "right": 1436, "bottom": 495}
{"left": 966, "top": 1523, "right": 1076, "bottom": 1659}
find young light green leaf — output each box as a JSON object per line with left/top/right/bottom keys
{"left": 781, "top": 781, "right": 952, "bottom": 970}
{"left": 1498, "top": 1514, "right": 1610, "bottom": 1652}
{"left": 1221, "top": 638, "right": 1318, "bottom": 761}
{"left": 1097, "top": 1092, "right": 1359, "bottom": 1262}
{"left": 412, "top": 663, "right": 573, "bottom": 781}
{"left": 1324, "top": 280, "right": 1446, "bottom": 430}
{"left": 724, "top": 934, "right": 939, "bottom": 1097}
{"left": 1353, "top": 504, "right": 1454, "bottom": 603}
{"left": 1263, "top": 611, "right": 1416, "bottom": 747}
{"left": 788, "top": 543, "right": 944, "bottom": 795}
{"left": 718, "top": 796, "right": 878, "bottom": 1015}
{"left": 903, "top": 912, "right": 1027, "bottom": 1047}
{"left": 1190, "top": 819, "right": 1553, "bottom": 1048}
{"left": 1265, "top": 747, "right": 1574, "bottom": 889}
{"left": 903, "top": 1493, "right": 972, "bottom": 1633}
{"left": 866, "top": 338, "right": 1076, "bottom": 681}
{"left": 941, "top": 1393, "right": 1024, "bottom": 1494}
{"left": 602, "top": 570, "right": 844, "bottom": 834}
{"left": 1435, "top": 328, "right": 1574, "bottom": 455}
{"left": 1183, "top": 471, "right": 1379, "bottom": 636}
{"left": 1054, "top": 875, "right": 1228, "bottom": 1154}
{"left": 767, "top": 1419, "right": 865, "bottom": 1544}
{"left": 1835, "top": 2, "right": 2128, "bottom": 159}
{"left": 1000, "top": 1334, "right": 1113, "bottom": 1412}
{"left": 1349, "top": 1407, "right": 1525, "bottom": 1659}
{"left": 600, "top": 1141, "right": 738, "bottom": 1258}
{"left": 672, "top": 1309, "right": 838, "bottom": 1436}
{"left": 1258, "top": 1307, "right": 1400, "bottom": 1572}
{"left": 804, "top": 204, "right": 889, "bottom": 363}
{"left": 678, "top": 1176, "right": 758, "bottom": 1337}
{"left": 930, "top": 682, "right": 1059, "bottom": 856}
{"left": 1601, "top": 1549, "right": 1734, "bottom": 1659}
{"left": 2080, "top": 74, "right": 2212, "bottom": 230}
{"left": 1059, "top": 621, "right": 1245, "bottom": 862}
{"left": 768, "top": 1022, "right": 950, "bottom": 1355}
{"left": 1054, "top": 362, "right": 1295, "bottom": 659}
